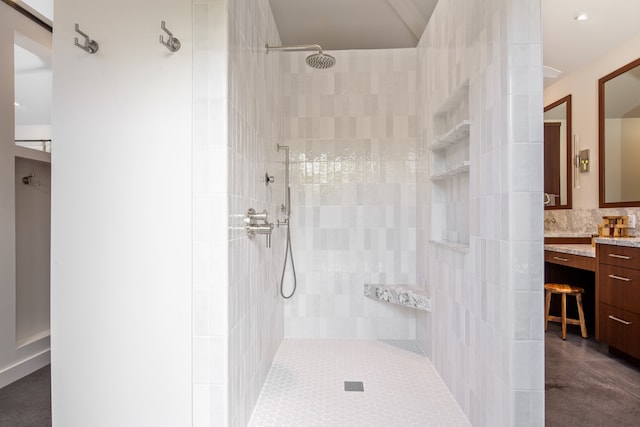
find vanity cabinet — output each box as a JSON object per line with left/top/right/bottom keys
{"left": 598, "top": 244, "right": 640, "bottom": 359}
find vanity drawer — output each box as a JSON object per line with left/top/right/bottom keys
{"left": 598, "top": 264, "right": 640, "bottom": 314}
{"left": 599, "top": 303, "right": 640, "bottom": 360}
{"left": 598, "top": 244, "right": 640, "bottom": 270}
{"left": 544, "top": 251, "right": 595, "bottom": 271}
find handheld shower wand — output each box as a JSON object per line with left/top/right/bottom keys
{"left": 277, "top": 144, "right": 297, "bottom": 299}
{"left": 277, "top": 144, "right": 290, "bottom": 220}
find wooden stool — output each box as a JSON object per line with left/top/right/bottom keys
{"left": 544, "top": 283, "right": 587, "bottom": 340}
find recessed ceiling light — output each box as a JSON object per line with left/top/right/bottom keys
{"left": 14, "top": 102, "right": 20, "bottom": 107}
{"left": 574, "top": 12, "right": 590, "bottom": 22}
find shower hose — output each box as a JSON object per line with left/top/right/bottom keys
{"left": 280, "top": 209, "right": 297, "bottom": 299}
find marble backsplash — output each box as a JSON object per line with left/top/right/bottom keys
{"left": 544, "top": 208, "right": 640, "bottom": 237}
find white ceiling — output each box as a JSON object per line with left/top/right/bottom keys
{"left": 541, "top": 0, "right": 640, "bottom": 86}
{"left": 269, "top": 0, "right": 438, "bottom": 50}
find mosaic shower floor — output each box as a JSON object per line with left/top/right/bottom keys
{"left": 248, "top": 339, "right": 470, "bottom": 426}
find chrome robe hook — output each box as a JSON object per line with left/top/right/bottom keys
{"left": 21, "top": 173, "right": 40, "bottom": 186}
{"left": 74, "top": 23, "right": 99, "bottom": 54}
{"left": 160, "top": 21, "right": 181, "bottom": 52}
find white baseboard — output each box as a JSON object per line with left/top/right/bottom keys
{"left": 0, "top": 349, "right": 50, "bottom": 389}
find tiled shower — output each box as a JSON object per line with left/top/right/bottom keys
{"left": 282, "top": 48, "right": 419, "bottom": 340}
{"left": 193, "top": 0, "right": 544, "bottom": 426}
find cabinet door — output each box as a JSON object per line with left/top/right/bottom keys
{"left": 598, "top": 244, "right": 640, "bottom": 269}
{"left": 600, "top": 303, "right": 640, "bottom": 359}
{"left": 598, "top": 264, "right": 640, "bottom": 313}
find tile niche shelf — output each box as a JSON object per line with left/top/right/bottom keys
{"left": 429, "top": 120, "right": 470, "bottom": 150}
{"left": 430, "top": 161, "right": 470, "bottom": 181}
{"left": 429, "top": 83, "right": 470, "bottom": 248}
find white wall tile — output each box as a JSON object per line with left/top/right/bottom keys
{"left": 416, "top": 0, "right": 544, "bottom": 424}
{"left": 282, "top": 49, "right": 418, "bottom": 340}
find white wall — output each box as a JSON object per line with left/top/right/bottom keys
{"left": 0, "top": 1, "right": 52, "bottom": 390}
{"left": 417, "top": 0, "right": 544, "bottom": 425}
{"left": 281, "top": 48, "right": 418, "bottom": 340}
{"left": 51, "top": 1, "right": 193, "bottom": 425}
{"left": 191, "top": 1, "right": 230, "bottom": 425}
{"left": 545, "top": 31, "right": 640, "bottom": 209}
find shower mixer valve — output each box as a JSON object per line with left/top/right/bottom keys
{"left": 245, "top": 208, "right": 274, "bottom": 248}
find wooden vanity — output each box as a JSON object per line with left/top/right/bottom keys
{"left": 597, "top": 242, "right": 640, "bottom": 360}
{"left": 545, "top": 238, "right": 640, "bottom": 363}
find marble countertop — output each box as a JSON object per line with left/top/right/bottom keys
{"left": 544, "top": 244, "right": 595, "bottom": 258}
{"left": 593, "top": 237, "right": 640, "bottom": 248}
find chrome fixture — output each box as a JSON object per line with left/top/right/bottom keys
{"left": 265, "top": 44, "right": 336, "bottom": 70}
{"left": 265, "top": 173, "right": 274, "bottom": 186}
{"left": 544, "top": 192, "right": 559, "bottom": 206}
{"left": 74, "top": 23, "right": 99, "bottom": 54}
{"left": 245, "top": 208, "right": 274, "bottom": 248}
{"left": 276, "top": 144, "right": 297, "bottom": 298}
{"left": 159, "top": 21, "right": 181, "bottom": 52}
{"left": 21, "top": 172, "right": 40, "bottom": 186}
{"left": 277, "top": 144, "right": 290, "bottom": 223}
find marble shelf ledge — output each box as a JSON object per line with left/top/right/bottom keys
{"left": 364, "top": 284, "right": 432, "bottom": 312}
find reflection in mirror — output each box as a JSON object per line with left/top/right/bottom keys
{"left": 14, "top": 32, "right": 51, "bottom": 153}
{"left": 544, "top": 95, "right": 572, "bottom": 209}
{"left": 599, "top": 57, "right": 640, "bottom": 207}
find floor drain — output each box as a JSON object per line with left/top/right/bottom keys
{"left": 344, "top": 381, "right": 364, "bottom": 392}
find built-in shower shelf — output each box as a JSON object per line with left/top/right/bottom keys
{"left": 430, "top": 120, "right": 470, "bottom": 150}
{"left": 430, "top": 161, "right": 470, "bottom": 180}
{"left": 364, "top": 284, "right": 431, "bottom": 312}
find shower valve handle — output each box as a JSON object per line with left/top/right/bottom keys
{"left": 245, "top": 208, "right": 274, "bottom": 247}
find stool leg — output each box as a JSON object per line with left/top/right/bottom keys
{"left": 544, "top": 291, "right": 551, "bottom": 331}
{"left": 561, "top": 293, "right": 567, "bottom": 340}
{"left": 576, "top": 294, "right": 588, "bottom": 338}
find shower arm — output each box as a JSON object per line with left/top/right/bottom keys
{"left": 266, "top": 44, "right": 324, "bottom": 53}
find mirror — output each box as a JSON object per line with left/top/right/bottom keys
{"left": 544, "top": 95, "right": 572, "bottom": 209}
{"left": 599, "top": 57, "right": 640, "bottom": 207}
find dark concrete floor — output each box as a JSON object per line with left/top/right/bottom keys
{"left": 1, "top": 332, "right": 639, "bottom": 426}
{"left": 545, "top": 323, "right": 640, "bottom": 427}
{"left": 0, "top": 365, "right": 51, "bottom": 427}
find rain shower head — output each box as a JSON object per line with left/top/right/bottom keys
{"left": 305, "top": 52, "right": 335, "bottom": 70}
{"left": 265, "top": 44, "right": 336, "bottom": 70}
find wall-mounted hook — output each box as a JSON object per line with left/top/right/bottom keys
{"left": 160, "top": 21, "right": 181, "bottom": 52}
{"left": 74, "top": 23, "right": 99, "bottom": 54}
{"left": 21, "top": 173, "right": 40, "bottom": 186}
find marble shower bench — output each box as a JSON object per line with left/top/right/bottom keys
{"left": 364, "top": 284, "right": 432, "bottom": 312}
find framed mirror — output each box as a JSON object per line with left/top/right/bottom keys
{"left": 544, "top": 95, "right": 572, "bottom": 209}
{"left": 599, "top": 58, "right": 640, "bottom": 207}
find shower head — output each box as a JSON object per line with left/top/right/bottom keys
{"left": 265, "top": 44, "right": 336, "bottom": 70}
{"left": 305, "top": 52, "right": 336, "bottom": 70}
